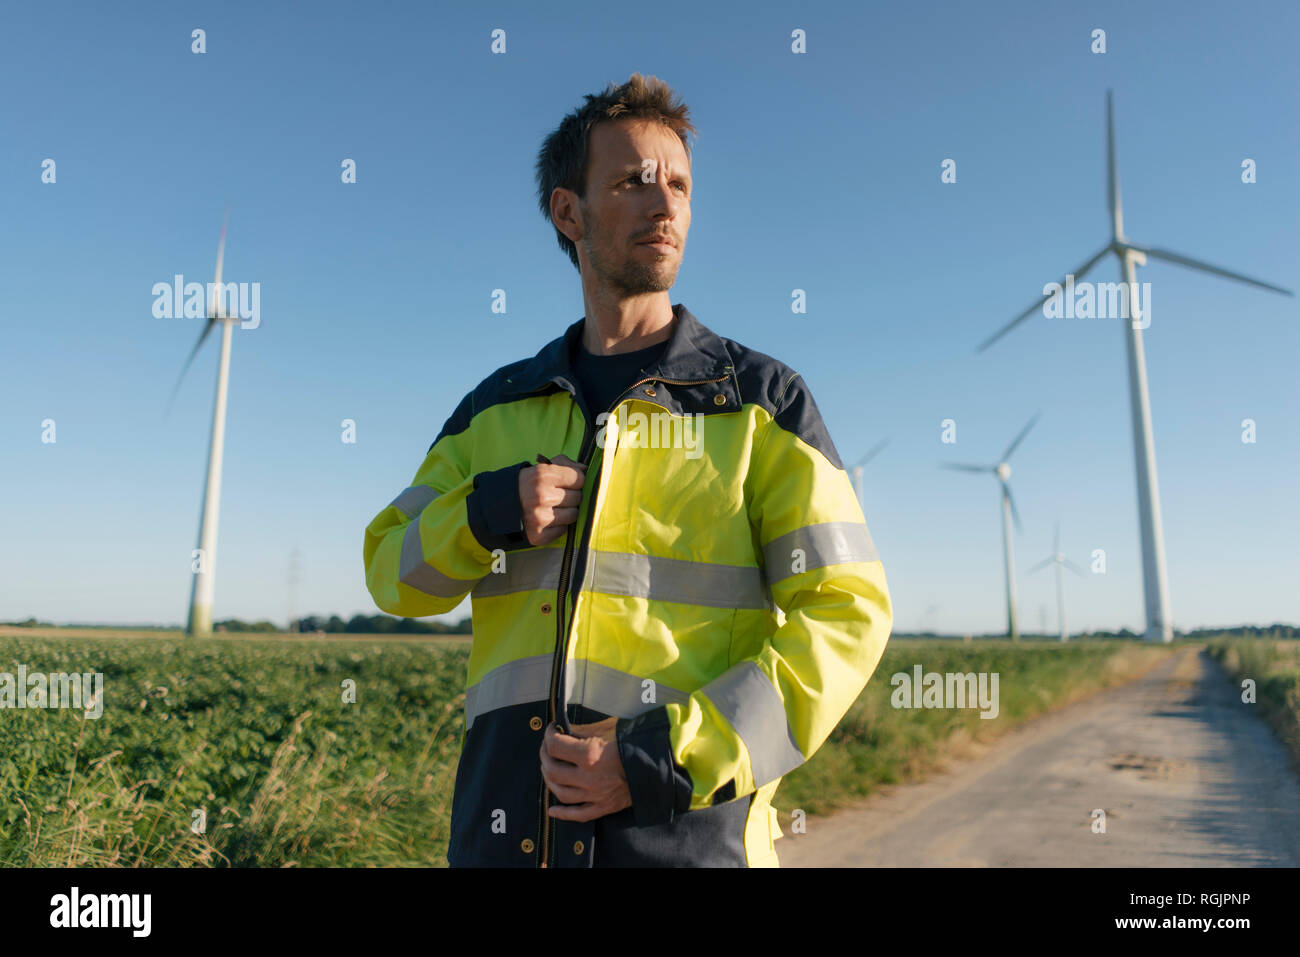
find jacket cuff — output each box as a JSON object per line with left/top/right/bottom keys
{"left": 616, "top": 706, "right": 694, "bottom": 828}
{"left": 466, "top": 461, "right": 532, "bottom": 552}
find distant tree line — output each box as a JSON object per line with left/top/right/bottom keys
{"left": 1180, "top": 623, "right": 1298, "bottom": 640}
{"left": 288, "top": 614, "right": 472, "bottom": 635}
{"left": 201, "top": 615, "right": 471, "bottom": 635}
{"left": 0, "top": 614, "right": 472, "bottom": 634}
{"left": 2, "top": 617, "right": 1293, "bottom": 640}
{"left": 896, "top": 624, "right": 1298, "bottom": 641}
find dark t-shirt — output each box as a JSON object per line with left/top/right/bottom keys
{"left": 570, "top": 337, "right": 668, "bottom": 421}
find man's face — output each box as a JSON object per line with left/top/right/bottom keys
{"left": 570, "top": 118, "right": 691, "bottom": 294}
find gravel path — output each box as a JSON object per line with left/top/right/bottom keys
{"left": 777, "top": 647, "right": 1300, "bottom": 867}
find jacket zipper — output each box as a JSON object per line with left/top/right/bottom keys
{"left": 540, "top": 371, "right": 731, "bottom": 868}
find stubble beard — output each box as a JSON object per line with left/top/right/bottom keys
{"left": 581, "top": 209, "right": 680, "bottom": 295}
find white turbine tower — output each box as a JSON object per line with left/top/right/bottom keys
{"left": 941, "top": 414, "right": 1040, "bottom": 642}
{"left": 849, "top": 438, "right": 890, "bottom": 510}
{"left": 977, "top": 90, "right": 1293, "bottom": 643}
{"left": 170, "top": 211, "right": 238, "bottom": 637}
{"left": 1026, "top": 521, "right": 1086, "bottom": 643}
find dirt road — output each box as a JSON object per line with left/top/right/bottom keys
{"left": 777, "top": 647, "right": 1300, "bottom": 866}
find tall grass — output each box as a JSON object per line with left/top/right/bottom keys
{"left": 1205, "top": 638, "right": 1300, "bottom": 766}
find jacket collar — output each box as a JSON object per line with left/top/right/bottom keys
{"left": 501, "top": 303, "right": 733, "bottom": 397}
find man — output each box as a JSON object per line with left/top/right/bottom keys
{"left": 363, "top": 73, "right": 892, "bottom": 867}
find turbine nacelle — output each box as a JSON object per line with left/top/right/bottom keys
{"left": 974, "top": 92, "right": 1293, "bottom": 357}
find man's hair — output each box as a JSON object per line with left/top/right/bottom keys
{"left": 535, "top": 73, "right": 697, "bottom": 271}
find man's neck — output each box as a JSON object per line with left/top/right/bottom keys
{"left": 579, "top": 290, "right": 676, "bottom": 356}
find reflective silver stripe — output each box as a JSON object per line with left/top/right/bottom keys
{"left": 585, "top": 551, "right": 769, "bottom": 609}
{"left": 388, "top": 485, "right": 439, "bottom": 520}
{"left": 700, "top": 661, "right": 804, "bottom": 787}
{"left": 471, "top": 547, "right": 771, "bottom": 608}
{"left": 762, "top": 522, "right": 878, "bottom": 583}
{"left": 399, "top": 520, "right": 483, "bottom": 598}
{"left": 464, "top": 656, "right": 688, "bottom": 729}
{"left": 472, "top": 547, "right": 564, "bottom": 598}
{"left": 465, "top": 654, "right": 552, "bottom": 730}
{"left": 566, "top": 659, "right": 689, "bottom": 717}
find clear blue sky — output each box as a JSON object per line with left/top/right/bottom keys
{"left": 1, "top": 0, "right": 1295, "bottom": 634}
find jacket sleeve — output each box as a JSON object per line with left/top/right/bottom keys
{"left": 363, "top": 389, "right": 534, "bottom": 618}
{"left": 617, "top": 372, "right": 893, "bottom": 821}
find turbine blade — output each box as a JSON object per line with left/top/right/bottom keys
{"left": 976, "top": 245, "right": 1112, "bottom": 353}
{"left": 1126, "top": 242, "right": 1294, "bottom": 297}
{"left": 1107, "top": 89, "right": 1123, "bottom": 241}
{"left": 1063, "top": 558, "right": 1088, "bottom": 577}
{"left": 1001, "top": 412, "right": 1041, "bottom": 462}
{"left": 165, "top": 317, "right": 218, "bottom": 415}
{"left": 940, "top": 463, "right": 991, "bottom": 473}
{"left": 1027, "top": 555, "right": 1054, "bottom": 574}
{"left": 1004, "top": 482, "right": 1022, "bottom": 533}
{"left": 1053, "top": 520, "right": 1061, "bottom": 554}
{"left": 211, "top": 205, "right": 231, "bottom": 317}
{"left": 853, "top": 438, "right": 890, "bottom": 469}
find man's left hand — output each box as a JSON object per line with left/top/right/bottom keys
{"left": 540, "top": 717, "right": 632, "bottom": 822}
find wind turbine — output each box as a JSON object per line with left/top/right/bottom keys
{"left": 941, "top": 414, "right": 1039, "bottom": 642}
{"left": 976, "top": 90, "right": 1293, "bottom": 643}
{"left": 172, "top": 210, "right": 238, "bottom": 638}
{"left": 849, "top": 438, "right": 889, "bottom": 509}
{"left": 1027, "top": 521, "right": 1087, "bottom": 643}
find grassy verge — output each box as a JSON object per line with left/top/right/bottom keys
{"left": 1205, "top": 638, "right": 1300, "bottom": 767}
{"left": 2, "top": 632, "right": 1173, "bottom": 866}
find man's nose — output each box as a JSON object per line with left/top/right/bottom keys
{"left": 645, "top": 176, "right": 683, "bottom": 217}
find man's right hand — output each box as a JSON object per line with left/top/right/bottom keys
{"left": 519, "top": 453, "right": 587, "bottom": 547}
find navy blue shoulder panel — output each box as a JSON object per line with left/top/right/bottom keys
{"left": 721, "top": 338, "right": 845, "bottom": 471}
{"left": 427, "top": 357, "right": 539, "bottom": 455}
{"left": 426, "top": 323, "right": 844, "bottom": 473}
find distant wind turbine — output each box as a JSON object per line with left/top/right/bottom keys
{"left": 1026, "top": 521, "right": 1087, "bottom": 642}
{"left": 941, "top": 414, "right": 1040, "bottom": 642}
{"left": 849, "top": 438, "right": 889, "bottom": 509}
{"left": 174, "top": 210, "right": 239, "bottom": 638}
{"left": 976, "top": 90, "right": 1293, "bottom": 643}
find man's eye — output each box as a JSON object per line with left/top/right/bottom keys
{"left": 623, "top": 175, "right": 687, "bottom": 194}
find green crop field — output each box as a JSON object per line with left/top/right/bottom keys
{"left": 0, "top": 632, "right": 469, "bottom": 867}
{"left": 0, "top": 631, "right": 1173, "bottom": 867}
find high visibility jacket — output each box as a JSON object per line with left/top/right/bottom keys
{"left": 363, "top": 303, "right": 892, "bottom": 867}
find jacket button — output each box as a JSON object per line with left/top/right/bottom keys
{"left": 521, "top": 838, "right": 535, "bottom": 853}
{"left": 540, "top": 602, "right": 552, "bottom": 614}
{"left": 713, "top": 393, "right": 726, "bottom": 405}
{"left": 529, "top": 716, "right": 543, "bottom": 731}
{"left": 643, "top": 386, "right": 657, "bottom": 397}
{"left": 573, "top": 841, "right": 585, "bottom": 855}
